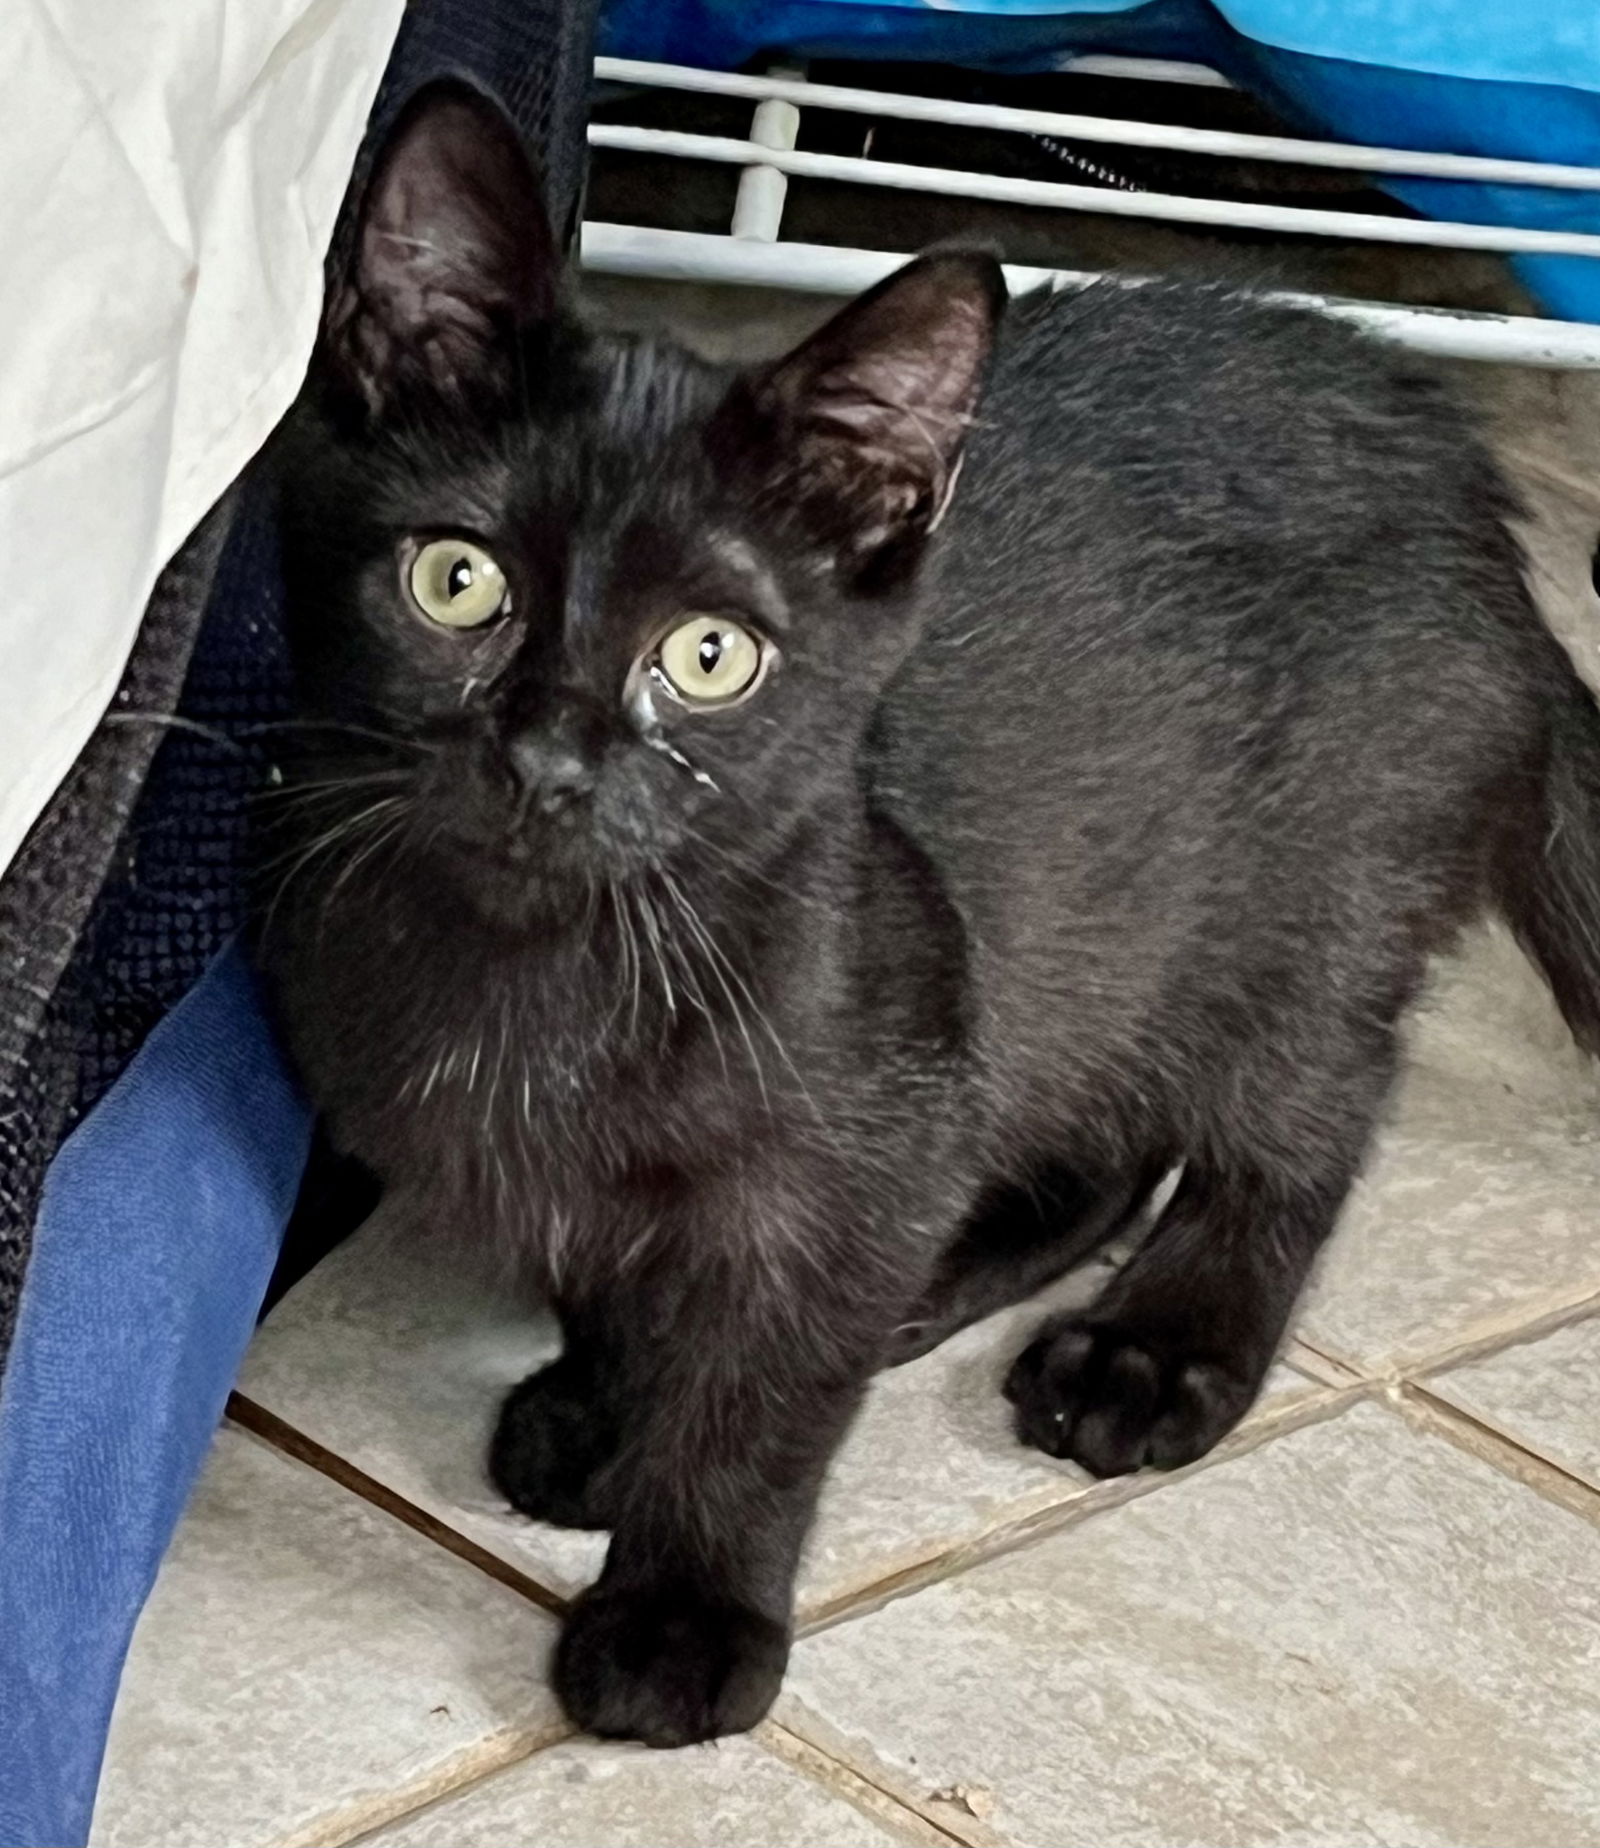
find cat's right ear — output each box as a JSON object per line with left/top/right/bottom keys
{"left": 322, "top": 79, "right": 559, "bottom": 417}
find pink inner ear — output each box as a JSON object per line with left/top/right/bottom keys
{"left": 327, "top": 81, "right": 559, "bottom": 410}
{"left": 759, "top": 254, "right": 1004, "bottom": 551}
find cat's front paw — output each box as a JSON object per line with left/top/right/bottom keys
{"left": 1004, "top": 1315, "right": 1260, "bottom": 1477}
{"left": 489, "top": 1356, "right": 619, "bottom": 1529}
{"left": 555, "top": 1580, "right": 789, "bottom": 1747}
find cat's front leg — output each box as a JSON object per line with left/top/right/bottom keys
{"left": 551, "top": 1178, "right": 901, "bottom": 1747}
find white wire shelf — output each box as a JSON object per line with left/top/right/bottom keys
{"left": 595, "top": 58, "right": 1600, "bottom": 193}
{"left": 582, "top": 223, "right": 1600, "bottom": 368}
{"left": 590, "top": 125, "right": 1600, "bottom": 259}
{"left": 584, "top": 57, "right": 1600, "bottom": 368}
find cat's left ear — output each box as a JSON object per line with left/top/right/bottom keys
{"left": 323, "top": 78, "right": 559, "bottom": 415}
{"left": 718, "top": 251, "right": 1006, "bottom": 584}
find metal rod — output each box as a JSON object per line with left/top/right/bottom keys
{"left": 579, "top": 224, "right": 1600, "bottom": 368}
{"left": 593, "top": 58, "right": 1600, "bottom": 194}
{"left": 588, "top": 126, "right": 1600, "bottom": 258}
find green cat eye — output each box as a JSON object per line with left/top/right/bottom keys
{"left": 655, "top": 615, "right": 766, "bottom": 708}
{"left": 405, "top": 538, "right": 510, "bottom": 629}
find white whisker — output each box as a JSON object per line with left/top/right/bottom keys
{"left": 636, "top": 886, "right": 679, "bottom": 1028}
{"left": 663, "top": 875, "right": 771, "bottom": 1114}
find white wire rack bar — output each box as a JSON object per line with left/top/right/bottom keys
{"left": 729, "top": 65, "right": 802, "bottom": 240}
{"left": 590, "top": 124, "right": 1600, "bottom": 258}
{"left": 586, "top": 58, "right": 1600, "bottom": 366}
{"left": 581, "top": 223, "right": 1600, "bottom": 369}
{"left": 594, "top": 58, "right": 1600, "bottom": 192}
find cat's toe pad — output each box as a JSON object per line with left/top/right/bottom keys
{"left": 555, "top": 1580, "right": 788, "bottom": 1747}
{"left": 1004, "top": 1316, "right": 1256, "bottom": 1476}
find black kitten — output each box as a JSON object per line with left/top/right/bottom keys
{"left": 258, "top": 80, "right": 1600, "bottom": 1747}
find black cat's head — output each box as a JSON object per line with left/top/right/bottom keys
{"left": 278, "top": 79, "right": 1004, "bottom": 927}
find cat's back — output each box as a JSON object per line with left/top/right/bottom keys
{"left": 959, "top": 276, "right": 1511, "bottom": 584}
{"left": 901, "top": 274, "right": 1533, "bottom": 735}
{"left": 875, "top": 275, "right": 1545, "bottom": 1002}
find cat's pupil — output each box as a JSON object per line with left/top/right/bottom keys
{"left": 697, "top": 633, "right": 724, "bottom": 675}
{"left": 447, "top": 558, "right": 474, "bottom": 598}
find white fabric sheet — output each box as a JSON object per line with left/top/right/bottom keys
{"left": 0, "top": 0, "right": 404, "bottom": 878}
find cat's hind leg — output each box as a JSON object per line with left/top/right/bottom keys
{"left": 885, "top": 1160, "right": 1164, "bottom": 1365}
{"left": 1006, "top": 1022, "right": 1397, "bottom": 1477}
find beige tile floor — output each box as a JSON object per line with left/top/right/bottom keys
{"left": 89, "top": 304, "right": 1600, "bottom": 1848}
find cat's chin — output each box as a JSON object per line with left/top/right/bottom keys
{"left": 422, "top": 832, "right": 638, "bottom": 935}
{"left": 444, "top": 861, "right": 594, "bottom": 932}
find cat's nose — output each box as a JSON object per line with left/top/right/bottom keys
{"left": 508, "top": 732, "right": 597, "bottom": 814}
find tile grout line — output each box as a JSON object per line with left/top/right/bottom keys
{"left": 1295, "top": 1277, "right": 1600, "bottom": 1392}
{"left": 234, "top": 1266, "right": 1600, "bottom": 1631}
{"left": 224, "top": 1416, "right": 655, "bottom": 1848}
{"left": 232, "top": 1377, "right": 1357, "bottom": 1838}
{"left": 231, "top": 1279, "right": 1600, "bottom": 1637}
{"left": 773, "top": 1701, "right": 1014, "bottom": 1848}
{"left": 231, "top": 1370, "right": 1352, "bottom": 1646}
{"left": 226, "top": 1392, "right": 569, "bottom": 1616}
{"left": 277, "top": 1720, "right": 577, "bottom": 1848}
{"left": 799, "top": 1378, "right": 1369, "bottom": 1638}
{"left": 1282, "top": 1334, "right": 1366, "bottom": 1387}
{"left": 776, "top": 1366, "right": 1600, "bottom": 1848}
{"left": 225, "top": 1394, "right": 993, "bottom": 1847}
{"left": 1389, "top": 1380, "right": 1600, "bottom": 1531}
{"left": 234, "top": 1311, "right": 1600, "bottom": 1848}
{"left": 234, "top": 1282, "right": 1600, "bottom": 1834}
{"left": 297, "top": 1714, "right": 973, "bottom": 1848}
{"left": 1399, "top": 1282, "right": 1600, "bottom": 1378}
{"left": 777, "top": 1358, "right": 1600, "bottom": 1848}
{"left": 757, "top": 1720, "right": 984, "bottom": 1848}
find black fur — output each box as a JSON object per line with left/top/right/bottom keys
{"left": 256, "top": 80, "right": 1600, "bottom": 1745}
